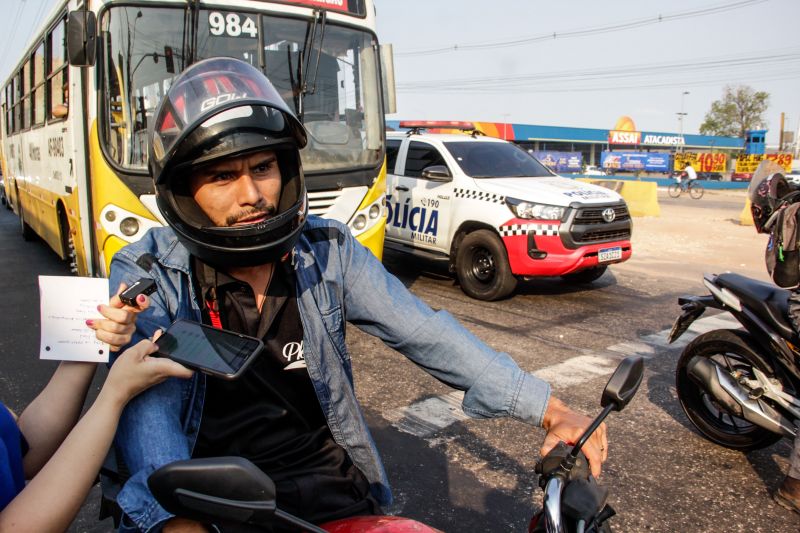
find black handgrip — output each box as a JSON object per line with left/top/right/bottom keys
{"left": 535, "top": 442, "right": 591, "bottom": 488}
{"left": 395, "top": 185, "right": 409, "bottom": 191}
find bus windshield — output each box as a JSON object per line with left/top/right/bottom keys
{"left": 444, "top": 141, "right": 554, "bottom": 178}
{"left": 100, "top": 6, "right": 383, "bottom": 174}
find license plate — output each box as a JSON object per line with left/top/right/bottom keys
{"left": 598, "top": 246, "right": 622, "bottom": 263}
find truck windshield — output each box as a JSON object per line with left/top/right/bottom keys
{"left": 444, "top": 141, "right": 554, "bottom": 178}
{"left": 100, "top": 6, "right": 382, "bottom": 174}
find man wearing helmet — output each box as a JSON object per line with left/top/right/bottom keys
{"left": 99, "top": 58, "right": 607, "bottom": 532}
{"left": 748, "top": 161, "right": 800, "bottom": 515}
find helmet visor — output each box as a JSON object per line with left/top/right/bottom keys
{"left": 151, "top": 58, "right": 306, "bottom": 169}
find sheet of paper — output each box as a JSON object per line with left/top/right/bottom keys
{"left": 39, "top": 276, "right": 110, "bottom": 362}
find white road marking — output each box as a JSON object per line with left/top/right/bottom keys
{"left": 383, "top": 391, "right": 469, "bottom": 437}
{"left": 533, "top": 355, "right": 619, "bottom": 386}
{"left": 382, "top": 312, "right": 743, "bottom": 438}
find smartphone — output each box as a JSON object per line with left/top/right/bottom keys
{"left": 155, "top": 319, "right": 263, "bottom": 380}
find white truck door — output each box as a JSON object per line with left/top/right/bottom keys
{"left": 401, "top": 140, "right": 453, "bottom": 252}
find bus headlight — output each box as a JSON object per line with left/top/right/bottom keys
{"left": 99, "top": 204, "right": 161, "bottom": 244}
{"left": 119, "top": 217, "right": 140, "bottom": 237}
{"left": 349, "top": 196, "right": 386, "bottom": 237}
{"left": 353, "top": 214, "right": 367, "bottom": 231}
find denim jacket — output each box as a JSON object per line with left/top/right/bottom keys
{"left": 107, "top": 216, "right": 551, "bottom": 532}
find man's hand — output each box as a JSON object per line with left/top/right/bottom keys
{"left": 541, "top": 396, "right": 607, "bottom": 478}
{"left": 87, "top": 282, "right": 151, "bottom": 351}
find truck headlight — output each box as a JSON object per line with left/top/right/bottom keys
{"left": 506, "top": 198, "right": 565, "bottom": 220}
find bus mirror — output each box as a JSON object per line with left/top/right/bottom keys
{"left": 67, "top": 10, "right": 97, "bottom": 67}
{"left": 380, "top": 44, "right": 396, "bottom": 115}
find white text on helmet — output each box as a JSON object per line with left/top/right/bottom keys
{"left": 200, "top": 92, "right": 248, "bottom": 112}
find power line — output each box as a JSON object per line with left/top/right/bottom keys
{"left": 396, "top": 0, "right": 769, "bottom": 57}
{"left": 396, "top": 48, "right": 800, "bottom": 92}
{"left": 22, "top": 0, "right": 52, "bottom": 51}
{"left": 398, "top": 70, "right": 800, "bottom": 95}
{"left": 0, "top": 1, "right": 28, "bottom": 73}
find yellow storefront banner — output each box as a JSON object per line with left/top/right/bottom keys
{"left": 674, "top": 152, "right": 727, "bottom": 172}
{"left": 735, "top": 153, "right": 793, "bottom": 174}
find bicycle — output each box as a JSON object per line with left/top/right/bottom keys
{"left": 668, "top": 178, "right": 704, "bottom": 199}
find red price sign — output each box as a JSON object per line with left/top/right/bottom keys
{"left": 735, "top": 153, "right": 793, "bottom": 173}
{"left": 675, "top": 152, "right": 727, "bottom": 172}
{"left": 766, "top": 153, "right": 793, "bottom": 171}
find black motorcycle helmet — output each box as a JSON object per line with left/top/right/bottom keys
{"left": 748, "top": 159, "right": 791, "bottom": 233}
{"left": 150, "top": 57, "right": 308, "bottom": 267}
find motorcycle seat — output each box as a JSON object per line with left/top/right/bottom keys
{"left": 715, "top": 273, "right": 796, "bottom": 340}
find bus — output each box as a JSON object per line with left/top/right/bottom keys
{"left": 1, "top": 0, "right": 394, "bottom": 276}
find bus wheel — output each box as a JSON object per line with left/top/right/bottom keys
{"left": 66, "top": 233, "right": 78, "bottom": 275}
{"left": 19, "top": 207, "right": 35, "bottom": 241}
{"left": 455, "top": 229, "right": 516, "bottom": 301}
{"left": 59, "top": 212, "right": 78, "bottom": 275}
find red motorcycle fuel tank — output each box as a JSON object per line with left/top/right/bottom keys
{"left": 322, "top": 515, "right": 444, "bottom": 533}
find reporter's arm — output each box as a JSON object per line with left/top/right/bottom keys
{"left": 0, "top": 340, "right": 192, "bottom": 533}
{"left": 15, "top": 361, "right": 96, "bottom": 478}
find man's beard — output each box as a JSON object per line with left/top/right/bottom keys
{"left": 225, "top": 200, "right": 277, "bottom": 226}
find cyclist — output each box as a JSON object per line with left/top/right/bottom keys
{"left": 681, "top": 163, "right": 698, "bottom": 191}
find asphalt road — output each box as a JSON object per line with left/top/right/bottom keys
{"left": 0, "top": 193, "right": 797, "bottom": 532}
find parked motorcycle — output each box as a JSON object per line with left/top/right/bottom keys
{"left": 147, "top": 357, "right": 644, "bottom": 533}
{"left": 669, "top": 272, "right": 800, "bottom": 451}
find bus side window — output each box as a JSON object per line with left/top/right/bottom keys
{"left": 32, "top": 41, "right": 45, "bottom": 126}
{"left": 47, "top": 17, "right": 69, "bottom": 120}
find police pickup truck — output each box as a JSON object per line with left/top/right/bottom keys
{"left": 384, "top": 122, "right": 633, "bottom": 300}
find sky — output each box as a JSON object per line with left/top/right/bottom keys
{"left": 1, "top": 0, "right": 798, "bottom": 146}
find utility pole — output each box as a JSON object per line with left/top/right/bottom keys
{"left": 779, "top": 112, "right": 785, "bottom": 152}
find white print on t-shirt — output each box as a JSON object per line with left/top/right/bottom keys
{"left": 282, "top": 340, "right": 306, "bottom": 370}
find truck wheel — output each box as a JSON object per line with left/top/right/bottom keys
{"left": 560, "top": 265, "right": 607, "bottom": 284}
{"left": 455, "top": 230, "right": 516, "bottom": 301}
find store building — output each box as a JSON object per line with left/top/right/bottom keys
{"left": 385, "top": 117, "right": 745, "bottom": 173}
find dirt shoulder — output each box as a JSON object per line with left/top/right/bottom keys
{"left": 614, "top": 189, "right": 770, "bottom": 284}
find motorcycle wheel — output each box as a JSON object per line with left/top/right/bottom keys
{"left": 676, "top": 329, "right": 783, "bottom": 451}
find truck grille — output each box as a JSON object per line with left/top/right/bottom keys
{"left": 573, "top": 205, "right": 630, "bottom": 225}
{"left": 562, "top": 203, "right": 632, "bottom": 248}
{"left": 579, "top": 229, "right": 632, "bottom": 242}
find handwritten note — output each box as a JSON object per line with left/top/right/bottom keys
{"left": 39, "top": 276, "right": 110, "bottom": 362}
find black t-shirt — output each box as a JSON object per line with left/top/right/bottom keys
{"left": 192, "top": 259, "right": 376, "bottom": 526}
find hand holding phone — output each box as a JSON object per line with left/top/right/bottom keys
{"left": 155, "top": 319, "right": 263, "bottom": 380}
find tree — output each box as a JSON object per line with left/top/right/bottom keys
{"left": 699, "top": 85, "right": 769, "bottom": 138}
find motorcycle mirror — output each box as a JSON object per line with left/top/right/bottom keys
{"left": 601, "top": 356, "right": 644, "bottom": 412}
{"left": 148, "top": 457, "right": 277, "bottom": 526}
